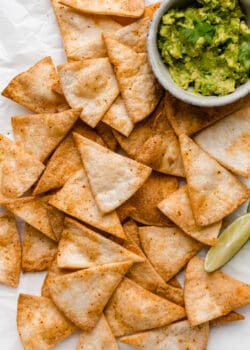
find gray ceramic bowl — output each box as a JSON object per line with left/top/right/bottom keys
{"left": 148, "top": 0, "right": 250, "bottom": 107}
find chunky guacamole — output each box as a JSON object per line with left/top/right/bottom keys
{"left": 158, "top": 0, "right": 250, "bottom": 96}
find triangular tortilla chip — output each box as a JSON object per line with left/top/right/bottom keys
{"left": 0, "top": 212, "right": 21, "bottom": 287}
{"left": 74, "top": 133, "right": 152, "bottom": 214}
{"left": 33, "top": 120, "right": 104, "bottom": 195}
{"left": 139, "top": 226, "right": 202, "bottom": 281}
{"left": 118, "top": 172, "right": 178, "bottom": 227}
{"left": 105, "top": 277, "right": 186, "bottom": 336}
{"left": 102, "top": 95, "right": 134, "bottom": 137}
{"left": 0, "top": 134, "right": 45, "bottom": 201}
{"left": 17, "top": 294, "right": 77, "bottom": 349}
{"left": 123, "top": 222, "right": 184, "bottom": 306}
{"left": 77, "top": 314, "right": 119, "bottom": 350}
{"left": 184, "top": 256, "right": 250, "bottom": 326}
{"left": 52, "top": 0, "right": 121, "bottom": 61}
{"left": 12, "top": 108, "right": 80, "bottom": 162}
{"left": 22, "top": 224, "right": 58, "bottom": 272}
{"left": 48, "top": 261, "right": 132, "bottom": 330}
{"left": 112, "top": 2, "right": 160, "bottom": 25}
{"left": 2, "top": 57, "right": 69, "bottom": 113}
{"left": 104, "top": 35, "right": 163, "bottom": 123}
{"left": 194, "top": 106, "right": 250, "bottom": 178}
{"left": 58, "top": 58, "right": 119, "bottom": 127}
{"left": 96, "top": 122, "right": 118, "bottom": 151}
{"left": 122, "top": 219, "right": 140, "bottom": 246}
{"left": 165, "top": 92, "right": 250, "bottom": 136}
{"left": 179, "top": 135, "right": 250, "bottom": 226}
{"left": 49, "top": 169, "right": 126, "bottom": 239}
{"left": 210, "top": 312, "right": 244, "bottom": 327}
{"left": 113, "top": 96, "right": 185, "bottom": 177}
{"left": 57, "top": 217, "right": 143, "bottom": 269}
{"left": 120, "top": 320, "right": 209, "bottom": 350}
{"left": 61, "top": 0, "right": 144, "bottom": 18}
{"left": 158, "top": 185, "right": 222, "bottom": 246}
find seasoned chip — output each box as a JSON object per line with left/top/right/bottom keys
{"left": 17, "top": 294, "right": 77, "bottom": 349}
{"left": 0, "top": 213, "right": 21, "bottom": 287}
{"left": 2, "top": 57, "right": 69, "bottom": 113}
{"left": 120, "top": 320, "right": 209, "bottom": 350}
{"left": 49, "top": 169, "right": 125, "bottom": 239}
{"left": 77, "top": 315, "right": 119, "bottom": 350}
{"left": 96, "top": 122, "right": 118, "bottom": 151}
{"left": 122, "top": 219, "right": 140, "bottom": 247}
{"left": 60, "top": 0, "right": 144, "bottom": 18}
{"left": 139, "top": 226, "right": 202, "bottom": 281}
{"left": 194, "top": 106, "right": 250, "bottom": 178}
{"left": 12, "top": 108, "right": 80, "bottom": 162}
{"left": 48, "top": 261, "right": 132, "bottom": 330}
{"left": 74, "top": 133, "right": 151, "bottom": 214}
{"left": 0, "top": 134, "right": 45, "bottom": 201}
{"left": 58, "top": 58, "right": 119, "bottom": 127}
{"left": 22, "top": 224, "right": 57, "bottom": 272}
{"left": 112, "top": 2, "right": 160, "bottom": 25}
{"left": 51, "top": 0, "right": 121, "bottom": 61}
{"left": 210, "top": 312, "right": 244, "bottom": 327}
{"left": 179, "top": 135, "right": 249, "bottom": 226}
{"left": 158, "top": 185, "right": 222, "bottom": 246}
{"left": 184, "top": 256, "right": 250, "bottom": 326}
{"left": 104, "top": 35, "right": 163, "bottom": 123}
{"left": 105, "top": 278, "right": 186, "bottom": 336}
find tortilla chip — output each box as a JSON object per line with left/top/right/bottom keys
{"left": 74, "top": 133, "right": 152, "bottom": 214}
{"left": 165, "top": 92, "right": 250, "bottom": 136}
{"left": 48, "top": 261, "right": 132, "bottom": 330}
{"left": 210, "top": 312, "right": 245, "bottom": 327}
{"left": 158, "top": 185, "right": 222, "bottom": 246}
{"left": 77, "top": 314, "right": 119, "bottom": 350}
{"left": 184, "top": 256, "right": 250, "bottom": 326}
{"left": 194, "top": 106, "right": 250, "bottom": 178}
{"left": 58, "top": 58, "right": 119, "bottom": 127}
{"left": 0, "top": 213, "right": 21, "bottom": 287}
{"left": 49, "top": 169, "right": 126, "bottom": 239}
{"left": 139, "top": 226, "right": 202, "bottom": 281}
{"left": 17, "top": 294, "right": 77, "bottom": 349}
{"left": 57, "top": 217, "right": 143, "bottom": 269}
{"left": 2, "top": 57, "right": 69, "bottom": 113}
{"left": 179, "top": 135, "right": 250, "bottom": 226}
{"left": 12, "top": 108, "right": 80, "bottom": 162}
{"left": 102, "top": 95, "right": 134, "bottom": 137}
{"left": 105, "top": 277, "right": 186, "bottom": 336}
{"left": 52, "top": 81, "right": 64, "bottom": 95}
{"left": 96, "top": 122, "right": 118, "bottom": 151}
{"left": 104, "top": 35, "right": 162, "bottom": 123}
{"left": 22, "top": 224, "right": 58, "bottom": 272}
{"left": 118, "top": 172, "right": 178, "bottom": 227}
{"left": 112, "top": 2, "right": 160, "bottom": 25}
{"left": 61, "top": 0, "right": 144, "bottom": 18}
{"left": 33, "top": 120, "right": 104, "bottom": 195}
{"left": 113, "top": 96, "right": 185, "bottom": 177}
{"left": 120, "top": 320, "right": 209, "bottom": 350}
{"left": 168, "top": 278, "right": 182, "bottom": 289}
{"left": 52, "top": 0, "right": 121, "bottom": 61}
{"left": 122, "top": 219, "right": 140, "bottom": 246}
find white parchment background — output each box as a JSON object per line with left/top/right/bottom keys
{"left": 0, "top": 0, "right": 250, "bottom": 349}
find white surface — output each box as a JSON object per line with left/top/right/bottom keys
{"left": 0, "top": 0, "right": 250, "bottom": 349}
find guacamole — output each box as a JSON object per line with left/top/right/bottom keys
{"left": 158, "top": 0, "right": 250, "bottom": 96}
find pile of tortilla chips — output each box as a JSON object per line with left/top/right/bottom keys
{"left": 1, "top": 0, "right": 250, "bottom": 349}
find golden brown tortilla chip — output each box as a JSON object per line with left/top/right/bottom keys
{"left": 58, "top": 58, "right": 119, "bottom": 127}
{"left": 48, "top": 169, "right": 126, "bottom": 239}
{"left": 139, "top": 226, "right": 202, "bottom": 281}
{"left": 22, "top": 224, "right": 58, "bottom": 272}
{"left": 105, "top": 277, "right": 186, "bottom": 336}
{"left": 210, "top": 312, "right": 245, "bottom": 327}
{"left": 12, "top": 108, "right": 80, "bottom": 162}
{"left": 48, "top": 261, "right": 132, "bottom": 330}
{"left": 104, "top": 35, "right": 163, "bottom": 123}
{"left": 122, "top": 219, "right": 141, "bottom": 247}
{"left": 184, "top": 256, "right": 250, "bottom": 326}
{"left": 74, "top": 133, "right": 151, "bottom": 214}
{"left": 17, "top": 294, "right": 77, "bottom": 349}
{"left": 158, "top": 185, "right": 222, "bottom": 246}
{"left": 52, "top": 81, "right": 64, "bottom": 95}
{"left": 0, "top": 212, "right": 21, "bottom": 287}
{"left": 194, "top": 106, "right": 250, "bottom": 178}
{"left": 179, "top": 134, "right": 250, "bottom": 226}
{"left": 96, "top": 122, "right": 118, "bottom": 151}
{"left": 112, "top": 2, "right": 160, "bottom": 25}
{"left": 2, "top": 57, "right": 69, "bottom": 113}
{"left": 120, "top": 320, "right": 209, "bottom": 350}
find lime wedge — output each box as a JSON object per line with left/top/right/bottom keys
{"left": 204, "top": 213, "right": 250, "bottom": 272}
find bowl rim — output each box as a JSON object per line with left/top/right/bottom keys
{"left": 147, "top": 0, "right": 250, "bottom": 107}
